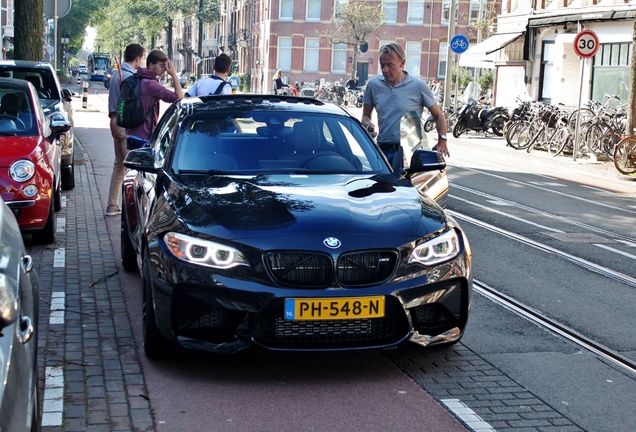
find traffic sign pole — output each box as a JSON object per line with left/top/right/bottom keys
{"left": 572, "top": 30, "right": 599, "bottom": 161}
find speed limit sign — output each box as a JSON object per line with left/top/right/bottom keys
{"left": 573, "top": 30, "right": 599, "bottom": 58}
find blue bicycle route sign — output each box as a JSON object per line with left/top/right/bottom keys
{"left": 450, "top": 34, "right": 470, "bottom": 54}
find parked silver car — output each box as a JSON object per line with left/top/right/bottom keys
{"left": 0, "top": 196, "right": 40, "bottom": 431}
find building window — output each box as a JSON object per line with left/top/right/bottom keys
{"left": 438, "top": 42, "right": 448, "bottom": 79}
{"left": 383, "top": 0, "right": 397, "bottom": 24}
{"left": 334, "top": 0, "right": 348, "bottom": 18}
{"left": 277, "top": 37, "right": 292, "bottom": 70}
{"left": 280, "top": 0, "right": 293, "bottom": 20}
{"left": 469, "top": 0, "right": 483, "bottom": 26}
{"left": 441, "top": 0, "right": 458, "bottom": 25}
{"left": 305, "top": 38, "right": 320, "bottom": 71}
{"left": 539, "top": 41, "right": 554, "bottom": 103}
{"left": 332, "top": 43, "right": 347, "bottom": 73}
{"left": 405, "top": 42, "right": 422, "bottom": 77}
{"left": 593, "top": 42, "right": 632, "bottom": 103}
{"left": 307, "top": 0, "right": 321, "bottom": 20}
{"left": 407, "top": 0, "right": 424, "bottom": 25}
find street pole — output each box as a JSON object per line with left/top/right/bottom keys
{"left": 443, "top": 0, "right": 458, "bottom": 110}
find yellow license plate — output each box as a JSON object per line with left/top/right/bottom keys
{"left": 284, "top": 296, "right": 385, "bottom": 321}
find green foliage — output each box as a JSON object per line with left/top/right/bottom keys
{"left": 238, "top": 73, "right": 251, "bottom": 92}
{"left": 478, "top": 69, "right": 494, "bottom": 92}
{"left": 451, "top": 65, "right": 473, "bottom": 90}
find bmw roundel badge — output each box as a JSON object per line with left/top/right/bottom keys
{"left": 323, "top": 237, "right": 341, "bottom": 249}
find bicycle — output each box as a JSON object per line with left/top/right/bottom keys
{"left": 613, "top": 135, "right": 636, "bottom": 175}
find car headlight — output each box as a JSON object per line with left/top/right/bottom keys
{"left": 10, "top": 160, "right": 36, "bottom": 182}
{"left": 164, "top": 232, "right": 250, "bottom": 269}
{"left": 409, "top": 229, "right": 461, "bottom": 266}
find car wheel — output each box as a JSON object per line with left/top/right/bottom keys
{"left": 121, "top": 205, "right": 137, "bottom": 271}
{"left": 453, "top": 122, "right": 465, "bottom": 138}
{"left": 61, "top": 159, "right": 75, "bottom": 190}
{"left": 54, "top": 176, "right": 62, "bottom": 212}
{"left": 34, "top": 198, "right": 56, "bottom": 244}
{"left": 424, "top": 119, "right": 435, "bottom": 132}
{"left": 142, "top": 253, "right": 173, "bottom": 358}
{"left": 30, "top": 373, "right": 41, "bottom": 432}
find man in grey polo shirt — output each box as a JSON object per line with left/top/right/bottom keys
{"left": 361, "top": 42, "right": 449, "bottom": 172}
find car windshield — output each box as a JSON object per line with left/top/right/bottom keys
{"left": 0, "top": 89, "right": 36, "bottom": 136}
{"left": 171, "top": 110, "right": 389, "bottom": 175}
{"left": 0, "top": 67, "right": 59, "bottom": 101}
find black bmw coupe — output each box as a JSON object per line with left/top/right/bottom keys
{"left": 121, "top": 95, "right": 472, "bottom": 357}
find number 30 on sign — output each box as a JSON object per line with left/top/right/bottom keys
{"left": 573, "top": 30, "right": 599, "bottom": 58}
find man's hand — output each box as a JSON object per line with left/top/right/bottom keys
{"left": 166, "top": 60, "right": 178, "bottom": 77}
{"left": 432, "top": 140, "right": 450, "bottom": 157}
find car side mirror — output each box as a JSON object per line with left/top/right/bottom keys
{"left": 49, "top": 114, "right": 71, "bottom": 136}
{"left": 62, "top": 88, "right": 73, "bottom": 102}
{"left": 405, "top": 149, "right": 446, "bottom": 175}
{"left": 124, "top": 147, "right": 160, "bottom": 174}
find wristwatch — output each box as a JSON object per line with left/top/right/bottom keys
{"left": 438, "top": 135, "right": 447, "bottom": 140}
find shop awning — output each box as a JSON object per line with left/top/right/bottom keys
{"left": 458, "top": 32, "right": 524, "bottom": 68}
{"left": 528, "top": 9, "right": 635, "bottom": 28}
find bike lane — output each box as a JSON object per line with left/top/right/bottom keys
{"left": 57, "top": 85, "right": 468, "bottom": 431}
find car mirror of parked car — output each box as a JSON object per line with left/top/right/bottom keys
{"left": 123, "top": 147, "right": 160, "bottom": 174}
{"left": 405, "top": 149, "right": 446, "bottom": 175}
{"left": 49, "top": 114, "right": 71, "bottom": 136}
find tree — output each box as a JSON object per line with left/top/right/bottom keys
{"left": 14, "top": 0, "right": 43, "bottom": 60}
{"left": 320, "top": 0, "right": 384, "bottom": 79}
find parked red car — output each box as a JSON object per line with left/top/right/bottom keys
{"left": 0, "top": 77, "right": 70, "bottom": 243}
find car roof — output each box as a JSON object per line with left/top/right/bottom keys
{"left": 0, "top": 60, "right": 54, "bottom": 70}
{"left": 0, "top": 76, "right": 32, "bottom": 91}
{"left": 178, "top": 95, "right": 353, "bottom": 117}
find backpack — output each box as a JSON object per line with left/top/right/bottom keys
{"left": 116, "top": 73, "right": 150, "bottom": 128}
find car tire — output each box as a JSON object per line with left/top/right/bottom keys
{"left": 35, "top": 198, "right": 56, "bottom": 244}
{"left": 61, "top": 160, "right": 75, "bottom": 190}
{"left": 121, "top": 206, "right": 137, "bottom": 271}
{"left": 54, "top": 176, "right": 62, "bottom": 212}
{"left": 142, "top": 253, "right": 173, "bottom": 358}
{"left": 30, "top": 373, "right": 41, "bottom": 432}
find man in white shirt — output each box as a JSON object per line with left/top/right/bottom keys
{"left": 186, "top": 53, "right": 233, "bottom": 96}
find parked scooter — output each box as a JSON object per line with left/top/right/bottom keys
{"left": 355, "top": 90, "right": 363, "bottom": 108}
{"left": 452, "top": 98, "right": 509, "bottom": 138}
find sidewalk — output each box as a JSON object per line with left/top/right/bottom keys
{"left": 34, "top": 92, "right": 154, "bottom": 431}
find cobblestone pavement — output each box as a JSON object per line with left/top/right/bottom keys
{"left": 29, "top": 143, "right": 154, "bottom": 431}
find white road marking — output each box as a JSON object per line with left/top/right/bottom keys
{"left": 56, "top": 217, "right": 66, "bottom": 233}
{"left": 41, "top": 366, "right": 64, "bottom": 426}
{"left": 49, "top": 292, "right": 65, "bottom": 325}
{"left": 593, "top": 244, "right": 636, "bottom": 260}
{"left": 53, "top": 248, "right": 65, "bottom": 267}
{"left": 442, "top": 399, "right": 496, "bottom": 431}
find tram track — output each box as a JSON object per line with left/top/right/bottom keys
{"left": 474, "top": 279, "right": 636, "bottom": 376}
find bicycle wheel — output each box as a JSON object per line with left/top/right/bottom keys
{"left": 613, "top": 137, "right": 636, "bottom": 175}
{"left": 547, "top": 127, "right": 569, "bottom": 157}
{"left": 505, "top": 120, "right": 526, "bottom": 149}
{"left": 525, "top": 121, "right": 547, "bottom": 152}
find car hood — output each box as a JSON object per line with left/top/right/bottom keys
{"left": 0, "top": 136, "right": 42, "bottom": 165}
{"left": 165, "top": 174, "right": 447, "bottom": 246}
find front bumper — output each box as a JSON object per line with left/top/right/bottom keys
{"left": 146, "top": 241, "right": 472, "bottom": 354}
